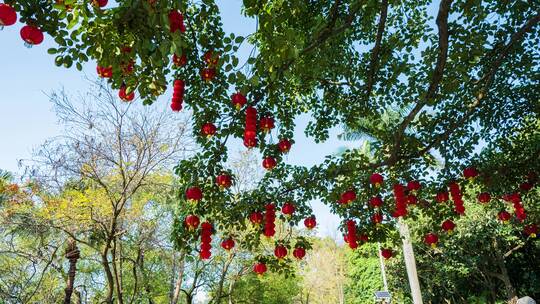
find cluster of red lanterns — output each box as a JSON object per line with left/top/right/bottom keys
{"left": 0, "top": 4, "right": 45, "bottom": 47}
{"left": 171, "top": 79, "right": 185, "bottom": 112}
{"left": 344, "top": 220, "right": 358, "bottom": 249}
{"left": 449, "top": 182, "right": 465, "bottom": 215}
{"left": 263, "top": 203, "right": 276, "bottom": 238}
{"left": 199, "top": 222, "right": 213, "bottom": 259}
{"left": 392, "top": 184, "right": 408, "bottom": 218}
{"left": 244, "top": 106, "right": 257, "bottom": 148}
{"left": 201, "top": 51, "right": 217, "bottom": 81}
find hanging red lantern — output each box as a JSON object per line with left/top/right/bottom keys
{"left": 119, "top": 85, "right": 135, "bottom": 102}
{"left": 0, "top": 4, "right": 17, "bottom": 27}
{"left": 253, "top": 262, "right": 267, "bottom": 275}
{"left": 407, "top": 180, "right": 421, "bottom": 191}
{"left": 244, "top": 106, "right": 258, "bottom": 148}
{"left": 259, "top": 116, "right": 275, "bottom": 132}
{"left": 463, "top": 167, "right": 479, "bottom": 179}
{"left": 263, "top": 204, "right": 276, "bottom": 238}
{"left": 359, "top": 234, "right": 369, "bottom": 244}
{"left": 201, "top": 68, "right": 216, "bottom": 81}
{"left": 304, "top": 216, "right": 316, "bottom": 230}
{"left": 381, "top": 248, "right": 393, "bottom": 260}
{"left": 407, "top": 194, "right": 418, "bottom": 205}
{"left": 20, "top": 25, "right": 44, "bottom": 46}
{"left": 424, "top": 233, "right": 439, "bottom": 248}
{"left": 370, "top": 173, "right": 384, "bottom": 187}
{"left": 339, "top": 189, "right": 356, "bottom": 205}
{"left": 199, "top": 222, "right": 213, "bottom": 260}
{"left": 282, "top": 202, "right": 295, "bottom": 216}
{"left": 221, "top": 238, "right": 235, "bottom": 251}
{"left": 293, "top": 247, "right": 306, "bottom": 260}
{"left": 171, "top": 79, "right": 185, "bottom": 112}
{"left": 203, "top": 51, "right": 219, "bottom": 67}
{"left": 201, "top": 123, "right": 217, "bottom": 137}
{"left": 497, "top": 210, "right": 511, "bottom": 223}
{"left": 96, "top": 65, "right": 113, "bottom": 78}
{"left": 92, "top": 0, "right": 108, "bottom": 7}
{"left": 216, "top": 174, "right": 232, "bottom": 189}
{"left": 185, "top": 186, "right": 202, "bottom": 202}
{"left": 231, "top": 92, "right": 247, "bottom": 109}
{"left": 173, "top": 53, "right": 187, "bottom": 67}
{"left": 524, "top": 224, "right": 538, "bottom": 238}
{"left": 278, "top": 139, "right": 292, "bottom": 153}
{"left": 185, "top": 215, "right": 200, "bottom": 231}
{"left": 371, "top": 212, "right": 383, "bottom": 225}
{"left": 392, "top": 184, "right": 408, "bottom": 218}
{"left": 346, "top": 220, "right": 358, "bottom": 249}
{"left": 441, "top": 219, "right": 456, "bottom": 233}
{"left": 274, "top": 245, "right": 288, "bottom": 259}
{"left": 262, "top": 157, "right": 277, "bottom": 170}
{"left": 369, "top": 196, "right": 383, "bottom": 208}
{"left": 168, "top": 10, "right": 186, "bottom": 33}
{"left": 249, "top": 211, "right": 263, "bottom": 225}
{"left": 449, "top": 182, "right": 465, "bottom": 215}
{"left": 477, "top": 192, "right": 491, "bottom": 204}
{"left": 435, "top": 191, "right": 449, "bottom": 203}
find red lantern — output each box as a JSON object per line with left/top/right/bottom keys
{"left": 407, "top": 194, "right": 418, "bottom": 205}
{"left": 463, "top": 167, "right": 478, "bottom": 179}
{"left": 244, "top": 106, "right": 258, "bottom": 148}
{"left": 186, "top": 186, "right": 202, "bottom": 202}
{"left": 304, "top": 216, "right": 316, "bottom": 229}
{"left": 263, "top": 204, "right": 276, "bottom": 238}
{"left": 253, "top": 262, "right": 267, "bottom": 275}
{"left": 371, "top": 212, "right": 383, "bottom": 225}
{"left": 369, "top": 196, "right": 383, "bottom": 208}
{"left": 524, "top": 224, "right": 538, "bottom": 238}
{"left": 201, "top": 123, "right": 217, "bottom": 137}
{"left": 221, "top": 238, "right": 235, "bottom": 251}
{"left": 274, "top": 245, "right": 287, "bottom": 259}
{"left": 203, "top": 51, "right": 219, "bottom": 66}
{"left": 359, "top": 234, "right": 369, "bottom": 243}
{"left": 498, "top": 210, "right": 511, "bottom": 223}
{"left": 201, "top": 68, "right": 216, "bottom": 81}
{"left": 477, "top": 192, "right": 491, "bottom": 204}
{"left": 119, "top": 85, "right": 135, "bottom": 102}
{"left": 393, "top": 184, "right": 408, "bottom": 218}
{"left": 92, "top": 0, "right": 108, "bottom": 7}
{"left": 171, "top": 79, "right": 185, "bottom": 112}
{"left": 381, "top": 249, "right": 393, "bottom": 260}
{"left": 249, "top": 211, "right": 263, "bottom": 225}
{"left": 185, "top": 215, "right": 200, "bottom": 231}
{"left": 96, "top": 65, "right": 113, "bottom": 78}
{"left": 173, "top": 53, "right": 187, "bottom": 67}
{"left": 262, "top": 157, "right": 277, "bottom": 170}
{"left": 424, "top": 233, "right": 439, "bottom": 248}
{"left": 339, "top": 190, "right": 356, "bottom": 205}
{"left": 259, "top": 116, "right": 275, "bottom": 132}
{"left": 370, "top": 173, "right": 384, "bottom": 187}
{"left": 231, "top": 92, "right": 247, "bottom": 109}
{"left": 293, "top": 247, "right": 306, "bottom": 260}
{"left": 200, "top": 222, "right": 213, "bottom": 260}
{"left": 216, "top": 174, "right": 232, "bottom": 189}
{"left": 449, "top": 182, "right": 465, "bottom": 215}
{"left": 282, "top": 202, "right": 295, "bottom": 216}
{"left": 407, "top": 180, "right": 421, "bottom": 191}
{"left": 435, "top": 191, "right": 449, "bottom": 203}
{"left": 520, "top": 182, "right": 533, "bottom": 191}
{"left": 278, "top": 139, "right": 292, "bottom": 153}
{"left": 0, "top": 4, "right": 17, "bottom": 27}
{"left": 20, "top": 25, "right": 44, "bottom": 46}
{"left": 168, "top": 10, "right": 186, "bottom": 33}
{"left": 346, "top": 220, "right": 358, "bottom": 249}
{"left": 441, "top": 219, "right": 456, "bottom": 233}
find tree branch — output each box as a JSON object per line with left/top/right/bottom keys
{"left": 365, "top": 0, "right": 389, "bottom": 100}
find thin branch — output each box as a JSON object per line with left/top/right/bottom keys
{"left": 365, "top": 0, "right": 389, "bottom": 99}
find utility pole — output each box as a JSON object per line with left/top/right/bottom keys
{"left": 377, "top": 242, "right": 389, "bottom": 291}
{"left": 398, "top": 220, "right": 423, "bottom": 304}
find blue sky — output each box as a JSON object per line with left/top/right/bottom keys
{"left": 0, "top": 0, "right": 359, "bottom": 236}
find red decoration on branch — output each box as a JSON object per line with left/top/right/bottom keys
{"left": 259, "top": 116, "right": 275, "bottom": 132}
{"left": 370, "top": 173, "right": 384, "bottom": 187}
{"left": 345, "top": 220, "right": 358, "bottom": 249}
{"left": 449, "top": 182, "right": 465, "bottom": 215}
{"left": 424, "top": 233, "right": 439, "bottom": 248}
{"left": 263, "top": 203, "right": 276, "bottom": 237}
{"left": 185, "top": 215, "right": 200, "bottom": 231}
{"left": 392, "top": 184, "right": 408, "bottom": 218}
{"left": 304, "top": 216, "right": 316, "bottom": 230}
{"left": 0, "top": 4, "right": 17, "bottom": 27}
{"left": 253, "top": 262, "right": 267, "bottom": 275}
{"left": 371, "top": 212, "right": 383, "bottom": 225}
{"left": 92, "top": 0, "right": 108, "bottom": 7}
{"left": 171, "top": 79, "right": 184, "bottom": 112}
{"left": 369, "top": 196, "right": 383, "bottom": 208}
{"left": 119, "top": 85, "right": 134, "bottom": 102}
{"left": 201, "top": 68, "right": 216, "bottom": 81}
{"left": 407, "top": 180, "right": 421, "bottom": 191}
{"left": 339, "top": 189, "right": 356, "bottom": 205}
{"left": 435, "top": 191, "right": 449, "bottom": 203}
{"left": 498, "top": 210, "right": 511, "bottom": 223}
{"left": 201, "top": 123, "right": 217, "bottom": 137}
{"left": 243, "top": 106, "right": 257, "bottom": 148}
{"left": 168, "top": 10, "right": 186, "bottom": 33}
{"left": 173, "top": 53, "right": 187, "bottom": 67}
{"left": 186, "top": 186, "right": 202, "bottom": 202}
{"left": 524, "top": 224, "right": 538, "bottom": 238}
{"left": 262, "top": 157, "right": 277, "bottom": 170}
{"left": 381, "top": 248, "right": 393, "bottom": 259}
{"left": 282, "top": 202, "right": 295, "bottom": 216}
{"left": 278, "top": 139, "right": 292, "bottom": 153}
{"left": 274, "top": 245, "right": 287, "bottom": 259}
{"left": 477, "top": 192, "right": 491, "bottom": 204}
{"left": 441, "top": 219, "right": 456, "bottom": 233}
{"left": 231, "top": 92, "right": 247, "bottom": 109}
{"left": 221, "top": 238, "right": 235, "bottom": 251}
{"left": 97, "top": 65, "right": 112, "bottom": 78}
{"left": 216, "top": 174, "right": 232, "bottom": 189}
{"left": 203, "top": 51, "right": 219, "bottom": 66}
{"left": 293, "top": 246, "right": 306, "bottom": 260}
{"left": 463, "top": 167, "right": 479, "bottom": 179}
{"left": 200, "top": 222, "right": 213, "bottom": 259}
{"left": 250, "top": 211, "right": 263, "bottom": 225}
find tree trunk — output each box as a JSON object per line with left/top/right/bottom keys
{"left": 493, "top": 239, "right": 518, "bottom": 303}
{"left": 63, "top": 239, "right": 80, "bottom": 304}
{"left": 102, "top": 249, "right": 115, "bottom": 304}
{"left": 171, "top": 251, "right": 186, "bottom": 304}
{"left": 215, "top": 252, "right": 235, "bottom": 303}
{"left": 112, "top": 238, "right": 124, "bottom": 304}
